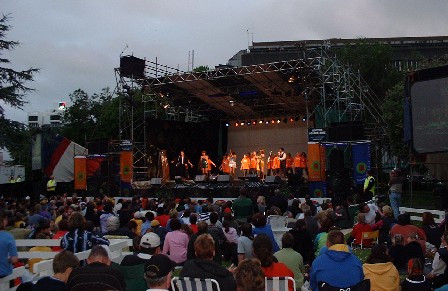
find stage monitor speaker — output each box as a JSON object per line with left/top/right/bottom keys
{"left": 120, "top": 56, "right": 145, "bottom": 78}
{"left": 246, "top": 174, "right": 260, "bottom": 182}
{"left": 174, "top": 176, "right": 183, "bottom": 184}
{"left": 194, "top": 175, "right": 208, "bottom": 182}
{"left": 264, "top": 176, "right": 283, "bottom": 184}
{"left": 217, "top": 175, "right": 233, "bottom": 182}
{"left": 150, "top": 178, "right": 162, "bottom": 185}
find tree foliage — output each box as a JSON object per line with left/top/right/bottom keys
{"left": 0, "top": 14, "right": 39, "bottom": 116}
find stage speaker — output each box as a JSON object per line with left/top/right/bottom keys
{"left": 194, "top": 175, "right": 208, "bottom": 182}
{"left": 264, "top": 176, "right": 283, "bottom": 184}
{"left": 120, "top": 56, "right": 145, "bottom": 78}
{"left": 217, "top": 175, "right": 233, "bottom": 182}
{"left": 246, "top": 174, "right": 260, "bottom": 182}
{"left": 329, "top": 149, "right": 345, "bottom": 172}
{"left": 174, "top": 176, "right": 183, "bottom": 184}
{"left": 150, "top": 178, "right": 162, "bottom": 185}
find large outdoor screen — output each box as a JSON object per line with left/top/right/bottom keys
{"left": 411, "top": 76, "right": 448, "bottom": 153}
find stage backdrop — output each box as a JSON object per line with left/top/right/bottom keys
{"left": 227, "top": 121, "right": 308, "bottom": 176}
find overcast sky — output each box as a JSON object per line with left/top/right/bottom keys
{"left": 2, "top": 0, "right": 448, "bottom": 123}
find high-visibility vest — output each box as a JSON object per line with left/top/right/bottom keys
{"left": 47, "top": 180, "right": 56, "bottom": 191}
{"left": 364, "top": 176, "right": 376, "bottom": 194}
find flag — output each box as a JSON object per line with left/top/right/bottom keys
{"left": 352, "top": 142, "right": 371, "bottom": 185}
{"left": 74, "top": 156, "right": 87, "bottom": 190}
{"left": 41, "top": 134, "right": 87, "bottom": 182}
{"left": 120, "top": 151, "right": 133, "bottom": 183}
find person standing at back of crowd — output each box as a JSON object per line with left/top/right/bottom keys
{"left": 389, "top": 168, "right": 405, "bottom": 219}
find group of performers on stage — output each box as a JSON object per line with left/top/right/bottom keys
{"left": 170, "top": 148, "right": 308, "bottom": 181}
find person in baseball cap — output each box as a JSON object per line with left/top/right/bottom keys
{"left": 120, "top": 232, "right": 161, "bottom": 266}
{"left": 144, "top": 254, "right": 176, "bottom": 290}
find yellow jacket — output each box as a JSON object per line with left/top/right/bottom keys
{"left": 363, "top": 262, "right": 399, "bottom": 291}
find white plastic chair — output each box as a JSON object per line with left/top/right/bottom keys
{"left": 265, "top": 276, "right": 296, "bottom": 291}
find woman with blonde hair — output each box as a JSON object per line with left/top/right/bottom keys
{"left": 235, "top": 259, "right": 265, "bottom": 291}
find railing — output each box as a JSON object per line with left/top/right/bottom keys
{"left": 399, "top": 207, "right": 445, "bottom": 224}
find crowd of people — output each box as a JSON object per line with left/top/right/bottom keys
{"left": 0, "top": 186, "right": 447, "bottom": 290}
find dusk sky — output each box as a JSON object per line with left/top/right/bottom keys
{"left": 2, "top": 0, "right": 448, "bottom": 123}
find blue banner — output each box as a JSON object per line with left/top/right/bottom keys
{"left": 309, "top": 181, "right": 327, "bottom": 198}
{"left": 352, "top": 143, "right": 371, "bottom": 185}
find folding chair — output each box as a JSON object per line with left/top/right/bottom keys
{"left": 265, "top": 276, "right": 296, "bottom": 291}
{"left": 267, "top": 215, "right": 287, "bottom": 229}
{"left": 351, "top": 230, "right": 379, "bottom": 249}
{"left": 171, "top": 277, "right": 220, "bottom": 291}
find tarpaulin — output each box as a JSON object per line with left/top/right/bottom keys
{"left": 352, "top": 142, "right": 371, "bottom": 185}
{"left": 74, "top": 156, "right": 87, "bottom": 190}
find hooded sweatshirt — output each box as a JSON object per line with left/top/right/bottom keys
{"left": 363, "top": 262, "right": 400, "bottom": 291}
{"left": 179, "top": 258, "right": 236, "bottom": 291}
{"left": 310, "top": 244, "right": 364, "bottom": 291}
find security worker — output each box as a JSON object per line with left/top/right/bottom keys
{"left": 46, "top": 175, "right": 56, "bottom": 197}
{"left": 363, "top": 170, "right": 376, "bottom": 202}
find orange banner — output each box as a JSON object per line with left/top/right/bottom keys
{"left": 307, "top": 143, "right": 326, "bottom": 182}
{"left": 74, "top": 156, "right": 87, "bottom": 190}
{"left": 120, "top": 151, "right": 133, "bottom": 183}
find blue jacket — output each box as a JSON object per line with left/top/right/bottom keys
{"left": 310, "top": 244, "right": 363, "bottom": 291}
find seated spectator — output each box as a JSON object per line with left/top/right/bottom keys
{"left": 274, "top": 232, "right": 305, "bottom": 289}
{"left": 207, "top": 212, "right": 227, "bottom": 263}
{"left": 162, "top": 218, "right": 189, "bottom": 265}
{"left": 427, "top": 231, "right": 448, "bottom": 288}
{"left": 358, "top": 202, "right": 379, "bottom": 226}
{"left": 150, "top": 219, "right": 168, "bottom": 247}
{"left": 0, "top": 210, "right": 18, "bottom": 278}
{"left": 422, "top": 211, "right": 443, "bottom": 249}
{"left": 28, "top": 233, "right": 52, "bottom": 273}
{"left": 52, "top": 219, "right": 69, "bottom": 251}
{"left": 189, "top": 214, "right": 198, "bottom": 234}
{"left": 222, "top": 219, "right": 238, "bottom": 265}
{"left": 234, "top": 259, "right": 265, "bottom": 291}
{"left": 389, "top": 234, "right": 408, "bottom": 272}
{"left": 253, "top": 234, "right": 294, "bottom": 291}
{"left": 348, "top": 213, "right": 373, "bottom": 247}
{"left": 405, "top": 232, "right": 425, "bottom": 263}
{"left": 140, "top": 211, "right": 154, "bottom": 236}
{"left": 104, "top": 216, "right": 135, "bottom": 239}
{"left": 144, "top": 254, "right": 176, "bottom": 291}
{"left": 390, "top": 213, "right": 427, "bottom": 246}
{"left": 402, "top": 258, "right": 431, "bottom": 291}
{"left": 180, "top": 234, "right": 236, "bottom": 291}
{"left": 303, "top": 206, "right": 319, "bottom": 241}
{"left": 363, "top": 244, "right": 400, "bottom": 291}
{"left": 130, "top": 211, "right": 143, "bottom": 235}
{"left": 310, "top": 230, "right": 363, "bottom": 291}
{"left": 237, "top": 223, "right": 254, "bottom": 263}
{"left": 99, "top": 204, "right": 114, "bottom": 235}
{"left": 372, "top": 205, "right": 397, "bottom": 246}
{"left": 288, "top": 219, "right": 314, "bottom": 265}
{"left": 32, "top": 250, "right": 79, "bottom": 291}
{"left": 314, "top": 217, "right": 334, "bottom": 256}
{"left": 252, "top": 212, "right": 280, "bottom": 252}
{"left": 61, "top": 212, "right": 109, "bottom": 254}
{"left": 66, "top": 245, "right": 126, "bottom": 290}
{"left": 187, "top": 221, "right": 208, "bottom": 260}
{"left": 120, "top": 232, "right": 161, "bottom": 266}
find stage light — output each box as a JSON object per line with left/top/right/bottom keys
{"left": 271, "top": 119, "right": 275, "bottom": 124}
{"left": 225, "top": 122, "right": 229, "bottom": 127}
{"left": 246, "top": 121, "right": 251, "bottom": 126}
{"left": 235, "top": 122, "right": 239, "bottom": 127}
{"left": 289, "top": 117, "right": 294, "bottom": 122}
{"left": 266, "top": 120, "right": 270, "bottom": 124}
{"left": 302, "top": 115, "right": 307, "bottom": 122}
{"left": 277, "top": 119, "right": 281, "bottom": 123}
{"left": 229, "top": 100, "right": 235, "bottom": 107}
{"left": 252, "top": 120, "right": 257, "bottom": 125}
{"left": 240, "top": 121, "right": 245, "bottom": 126}
{"left": 259, "top": 120, "right": 263, "bottom": 124}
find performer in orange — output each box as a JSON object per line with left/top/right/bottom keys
{"left": 258, "top": 149, "right": 265, "bottom": 179}
{"left": 219, "top": 154, "right": 230, "bottom": 174}
{"left": 299, "top": 152, "right": 308, "bottom": 177}
{"left": 249, "top": 151, "right": 258, "bottom": 175}
{"left": 272, "top": 153, "right": 280, "bottom": 175}
{"left": 293, "top": 152, "right": 301, "bottom": 175}
{"left": 285, "top": 152, "right": 293, "bottom": 175}
{"left": 240, "top": 153, "right": 250, "bottom": 176}
{"left": 199, "top": 150, "right": 209, "bottom": 175}
{"left": 228, "top": 150, "right": 237, "bottom": 177}
{"left": 266, "top": 151, "right": 274, "bottom": 176}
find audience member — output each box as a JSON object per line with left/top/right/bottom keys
{"left": 348, "top": 213, "right": 373, "bottom": 246}
{"left": 234, "top": 259, "right": 265, "bottom": 291}
{"left": 140, "top": 211, "right": 154, "bottom": 236}
{"left": 237, "top": 223, "right": 254, "bottom": 263}
{"left": 253, "top": 234, "right": 294, "bottom": 291}
{"left": 0, "top": 210, "right": 18, "bottom": 278}
{"left": 310, "top": 230, "right": 363, "bottom": 291}
{"left": 358, "top": 202, "right": 379, "bottom": 226}
{"left": 372, "top": 205, "right": 397, "bottom": 246}
{"left": 405, "top": 232, "right": 425, "bottom": 263}
{"left": 252, "top": 212, "right": 280, "bottom": 252}
{"left": 180, "top": 234, "right": 236, "bottom": 290}
{"left": 232, "top": 188, "right": 254, "bottom": 223}
{"left": 363, "top": 244, "right": 400, "bottom": 291}
{"left": 144, "top": 254, "right": 176, "bottom": 291}
{"left": 121, "top": 232, "right": 161, "bottom": 266}
{"left": 422, "top": 211, "right": 443, "bottom": 249}
{"left": 274, "top": 232, "right": 305, "bottom": 289}
{"left": 390, "top": 213, "right": 427, "bottom": 245}
{"left": 288, "top": 219, "right": 314, "bottom": 265}
{"left": 66, "top": 245, "right": 126, "bottom": 290}
{"left": 162, "top": 217, "right": 189, "bottom": 265}
{"left": 402, "top": 258, "right": 431, "bottom": 291}
{"left": 427, "top": 231, "right": 448, "bottom": 288}
{"left": 32, "top": 250, "right": 79, "bottom": 291}
{"left": 389, "top": 233, "right": 408, "bottom": 272}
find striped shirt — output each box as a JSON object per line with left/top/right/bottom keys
{"left": 60, "top": 229, "right": 109, "bottom": 253}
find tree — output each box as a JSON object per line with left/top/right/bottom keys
{"left": 0, "top": 14, "right": 39, "bottom": 113}
{"left": 0, "top": 14, "right": 38, "bottom": 163}
{"left": 193, "top": 65, "right": 209, "bottom": 73}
